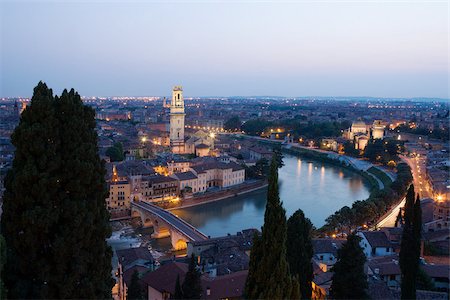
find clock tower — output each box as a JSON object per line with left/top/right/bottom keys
{"left": 169, "top": 86, "right": 185, "bottom": 154}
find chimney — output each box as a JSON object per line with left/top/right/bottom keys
{"left": 206, "top": 287, "right": 211, "bottom": 296}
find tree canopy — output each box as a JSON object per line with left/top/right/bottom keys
{"left": 1, "top": 82, "right": 113, "bottom": 298}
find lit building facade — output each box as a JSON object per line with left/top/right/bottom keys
{"left": 169, "top": 86, "right": 185, "bottom": 154}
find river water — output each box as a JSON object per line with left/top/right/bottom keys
{"left": 172, "top": 154, "right": 371, "bottom": 237}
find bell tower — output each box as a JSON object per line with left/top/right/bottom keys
{"left": 169, "top": 86, "right": 185, "bottom": 153}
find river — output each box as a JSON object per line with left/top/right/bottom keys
{"left": 171, "top": 154, "right": 371, "bottom": 237}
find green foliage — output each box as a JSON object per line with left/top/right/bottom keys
{"left": 395, "top": 124, "right": 449, "bottom": 141}
{"left": 224, "top": 115, "right": 242, "bottom": 131}
{"left": 241, "top": 119, "right": 272, "bottom": 136}
{"left": 244, "top": 156, "right": 293, "bottom": 299}
{"left": 287, "top": 209, "right": 313, "bottom": 299}
{"left": 242, "top": 118, "right": 350, "bottom": 139}
{"left": 330, "top": 234, "right": 368, "bottom": 299}
{"left": 400, "top": 185, "right": 422, "bottom": 300}
{"left": 182, "top": 255, "right": 202, "bottom": 299}
{"left": 416, "top": 267, "right": 435, "bottom": 291}
{"left": 363, "top": 139, "right": 404, "bottom": 165}
{"left": 127, "top": 270, "right": 143, "bottom": 300}
{"left": 343, "top": 141, "right": 359, "bottom": 156}
{"left": 172, "top": 274, "right": 183, "bottom": 300}
{"left": 321, "top": 163, "right": 412, "bottom": 235}
{"left": 106, "top": 142, "right": 124, "bottom": 162}
{"left": 367, "top": 166, "right": 393, "bottom": 188}
{"left": 272, "top": 145, "right": 284, "bottom": 168}
{"left": 0, "top": 82, "right": 113, "bottom": 298}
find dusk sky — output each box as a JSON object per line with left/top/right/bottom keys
{"left": 1, "top": 1, "right": 448, "bottom": 98}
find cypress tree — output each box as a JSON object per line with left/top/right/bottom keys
{"left": 400, "top": 185, "right": 420, "bottom": 300}
{"left": 172, "top": 274, "right": 183, "bottom": 299}
{"left": 1, "top": 82, "right": 113, "bottom": 298}
{"left": 0, "top": 235, "right": 6, "bottom": 300}
{"left": 244, "top": 155, "right": 293, "bottom": 299}
{"left": 127, "top": 270, "right": 143, "bottom": 300}
{"left": 182, "top": 254, "right": 202, "bottom": 299}
{"left": 287, "top": 209, "right": 314, "bottom": 299}
{"left": 330, "top": 233, "right": 368, "bottom": 299}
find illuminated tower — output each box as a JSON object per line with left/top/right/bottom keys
{"left": 372, "top": 120, "right": 385, "bottom": 139}
{"left": 170, "top": 86, "right": 185, "bottom": 154}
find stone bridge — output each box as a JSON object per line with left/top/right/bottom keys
{"left": 131, "top": 201, "right": 208, "bottom": 250}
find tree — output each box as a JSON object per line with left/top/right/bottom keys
{"left": 182, "top": 255, "right": 202, "bottom": 299}
{"left": 330, "top": 234, "right": 368, "bottom": 299}
{"left": 272, "top": 145, "right": 284, "bottom": 168}
{"left": 244, "top": 156, "right": 293, "bottom": 299}
{"left": 0, "top": 235, "right": 6, "bottom": 300}
{"left": 224, "top": 115, "right": 241, "bottom": 131}
{"left": 287, "top": 209, "right": 313, "bottom": 299}
{"left": 106, "top": 142, "right": 124, "bottom": 162}
{"left": 172, "top": 274, "right": 183, "bottom": 299}
{"left": 1, "top": 83, "right": 113, "bottom": 298}
{"left": 400, "top": 185, "right": 421, "bottom": 300}
{"left": 127, "top": 270, "right": 143, "bottom": 300}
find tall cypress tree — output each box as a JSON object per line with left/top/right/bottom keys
{"left": 400, "top": 185, "right": 420, "bottom": 300}
{"left": 330, "top": 233, "right": 368, "bottom": 299}
{"left": 287, "top": 209, "right": 314, "bottom": 299}
{"left": 1, "top": 83, "right": 113, "bottom": 298}
{"left": 127, "top": 270, "right": 143, "bottom": 300}
{"left": 244, "top": 155, "right": 293, "bottom": 299}
{"left": 172, "top": 274, "right": 183, "bottom": 299}
{"left": 182, "top": 254, "right": 202, "bottom": 299}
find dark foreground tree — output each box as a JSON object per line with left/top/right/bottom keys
{"left": 127, "top": 270, "right": 143, "bottom": 300}
{"left": 182, "top": 255, "right": 202, "bottom": 299}
{"left": 400, "top": 185, "right": 422, "bottom": 299}
{"left": 0, "top": 235, "right": 6, "bottom": 300}
{"left": 172, "top": 274, "right": 183, "bottom": 299}
{"left": 244, "top": 155, "right": 295, "bottom": 299}
{"left": 330, "top": 233, "right": 368, "bottom": 299}
{"left": 287, "top": 209, "right": 314, "bottom": 299}
{"left": 1, "top": 82, "right": 113, "bottom": 298}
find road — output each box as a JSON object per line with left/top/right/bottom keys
{"left": 376, "top": 197, "right": 405, "bottom": 228}
{"left": 401, "top": 154, "right": 431, "bottom": 199}
{"left": 132, "top": 201, "right": 208, "bottom": 241}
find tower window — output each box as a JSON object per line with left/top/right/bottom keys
{"left": 178, "top": 94, "right": 180, "bottom": 100}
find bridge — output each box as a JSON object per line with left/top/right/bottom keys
{"left": 131, "top": 201, "right": 208, "bottom": 250}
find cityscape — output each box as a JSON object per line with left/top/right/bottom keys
{"left": 0, "top": 1, "right": 449, "bottom": 300}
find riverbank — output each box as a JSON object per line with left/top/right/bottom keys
{"left": 236, "top": 135, "right": 410, "bottom": 233}
{"left": 167, "top": 180, "right": 267, "bottom": 210}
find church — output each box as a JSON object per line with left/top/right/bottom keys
{"left": 169, "top": 86, "right": 214, "bottom": 156}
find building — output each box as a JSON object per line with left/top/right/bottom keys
{"left": 106, "top": 165, "right": 132, "bottom": 213}
{"left": 140, "top": 175, "right": 179, "bottom": 202}
{"left": 170, "top": 86, "right": 186, "bottom": 154}
{"left": 140, "top": 261, "right": 248, "bottom": 300}
{"left": 312, "top": 238, "right": 345, "bottom": 270}
{"left": 372, "top": 120, "right": 386, "bottom": 139}
{"left": 357, "top": 231, "right": 395, "bottom": 258}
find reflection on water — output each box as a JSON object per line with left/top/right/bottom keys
{"left": 173, "top": 154, "right": 370, "bottom": 237}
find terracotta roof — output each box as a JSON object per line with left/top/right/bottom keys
{"left": 422, "top": 264, "right": 450, "bottom": 279}
{"left": 116, "top": 247, "right": 154, "bottom": 268}
{"left": 312, "top": 238, "right": 345, "bottom": 256}
{"left": 140, "top": 262, "right": 188, "bottom": 293}
{"left": 173, "top": 171, "right": 198, "bottom": 181}
{"left": 202, "top": 270, "right": 247, "bottom": 299}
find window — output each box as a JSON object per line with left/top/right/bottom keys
{"left": 319, "top": 255, "right": 324, "bottom": 261}
{"left": 386, "top": 248, "right": 390, "bottom": 252}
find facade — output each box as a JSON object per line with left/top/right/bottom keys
{"left": 140, "top": 175, "right": 179, "bottom": 202}
{"left": 357, "top": 231, "right": 395, "bottom": 258}
{"left": 169, "top": 86, "right": 185, "bottom": 154}
{"left": 106, "top": 180, "right": 131, "bottom": 212}
{"left": 372, "top": 120, "right": 386, "bottom": 139}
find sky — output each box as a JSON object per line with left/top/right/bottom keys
{"left": 0, "top": 0, "right": 448, "bottom": 98}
